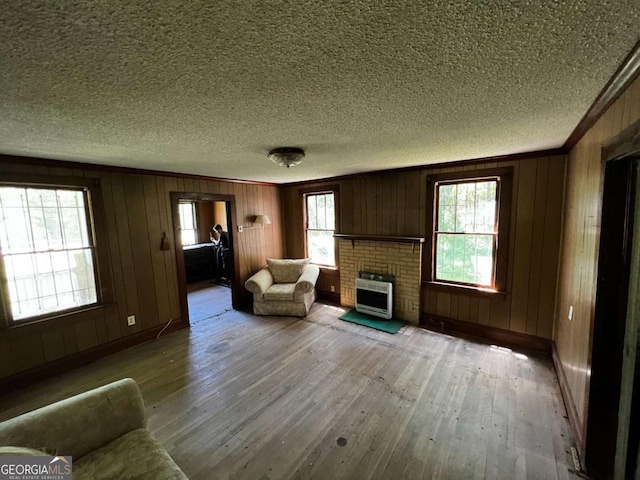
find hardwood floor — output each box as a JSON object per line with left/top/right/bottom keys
{"left": 0, "top": 302, "right": 578, "bottom": 479}
{"left": 187, "top": 281, "right": 232, "bottom": 324}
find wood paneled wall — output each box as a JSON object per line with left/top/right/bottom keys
{"left": 555, "top": 75, "right": 640, "bottom": 436}
{"left": 196, "top": 201, "right": 216, "bottom": 243}
{"left": 282, "top": 154, "right": 566, "bottom": 340}
{"left": 0, "top": 159, "right": 283, "bottom": 380}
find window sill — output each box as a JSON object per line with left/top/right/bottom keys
{"left": 422, "top": 281, "right": 507, "bottom": 299}
{"left": 316, "top": 265, "right": 339, "bottom": 273}
{"left": 1, "top": 303, "right": 117, "bottom": 335}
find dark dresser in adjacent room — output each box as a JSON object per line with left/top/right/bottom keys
{"left": 183, "top": 243, "right": 218, "bottom": 283}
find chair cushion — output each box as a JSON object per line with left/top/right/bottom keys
{"left": 267, "top": 259, "right": 310, "bottom": 283}
{"left": 263, "top": 283, "right": 296, "bottom": 301}
{"left": 74, "top": 428, "right": 187, "bottom": 480}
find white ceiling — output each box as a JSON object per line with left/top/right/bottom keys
{"left": 1, "top": 1, "right": 639, "bottom": 184}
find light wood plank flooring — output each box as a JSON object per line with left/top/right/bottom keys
{"left": 187, "top": 281, "right": 232, "bottom": 324}
{"left": 0, "top": 301, "right": 578, "bottom": 479}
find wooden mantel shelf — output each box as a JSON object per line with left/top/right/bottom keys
{"left": 334, "top": 234, "right": 425, "bottom": 251}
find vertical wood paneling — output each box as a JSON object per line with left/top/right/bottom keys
{"left": 62, "top": 325, "right": 78, "bottom": 356}
{"left": 352, "top": 178, "right": 362, "bottom": 234}
{"left": 468, "top": 297, "right": 479, "bottom": 324}
{"left": 0, "top": 159, "right": 283, "bottom": 380}
{"left": 537, "top": 159, "right": 565, "bottom": 339}
{"left": 340, "top": 181, "right": 353, "bottom": 235}
{"left": 555, "top": 75, "right": 640, "bottom": 432}
{"left": 509, "top": 159, "right": 537, "bottom": 333}
{"left": 94, "top": 310, "right": 108, "bottom": 345}
{"left": 436, "top": 292, "right": 450, "bottom": 318}
{"left": 381, "top": 176, "right": 391, "bottom": 236}
{"left": 143, "top": 176, "right": 171, "bottom": 325}
{"left": 40, "top": 329, "right": 66, "bottom": 362}
{"left": 525, "top": 157, "right": 550, "bottom": 335}
{"left": 489, "top": 295, "right": 510, "bottom": 331}
{"left": 458, "top": 295, "right": 470, "bottom": 322}
{"left": 366, "top": 177, "right": 376, "bottom": 234}
{"left": 99, "top": 173, "right": 125, "bottom": 342}
{"left": 449, "top": 293, "right": 459, "bottom": 320}
{"left": 388, "top": 173, "right": 397, "bottom": 236}
{"left": 10, "top": 335, "right": 44, "bottom": 371}
{"left": 75, "top": 320, "right": 98, "bottom": 351}
{"left": 162, "top": 176, "right": 181, "bottom": 321}
{"left": 404, "top": 171, "right": 421, "bottom": 236}
{"left": 124, "top": 174, "right": 158, "bottom": 330}
{"left": 281, "top": 155, "right": 565, "bottom": 339}
{"left": 478, "top": 299, "right": 490, "bottom": 326}
{"left": 395, "top": 174, "right": 405, "bottom": 236}
{"left": 110, "top": 173, "right": 142, "bottom": 333}
{"left": 156, "top": 177, "right": 180, "bottom": 321}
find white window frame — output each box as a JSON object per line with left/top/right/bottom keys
{"left": 303, "top": 190, "right": 337, "bottom": 267}
{"left": 178, "top": 201, "right": 198, "bottom": 246}
{"left": 0, "top": 177, "right": 110, "bottom": 326}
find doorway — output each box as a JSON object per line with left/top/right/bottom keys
{"left": 586, "top": 158, "right": 637, "bottom": 478}
{"left": 170, "top": 192, "right": 242, "bottom": 325}
{"left": 586, "top": 119, "right": 640, "bottom": 479}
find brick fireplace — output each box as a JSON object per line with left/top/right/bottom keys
{"left": 336, "top": 235, "right": 424, "bottom": 324}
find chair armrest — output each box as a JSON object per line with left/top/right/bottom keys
{"left": 245, "top": 267, "right": 274, "bottom": 294}
{"left": 0, "top": 378, "right": 146, "bottom": 460}
{"left": 295, "top": 264, "right": 320, "bottom": 294}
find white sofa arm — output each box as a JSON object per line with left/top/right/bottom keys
{"left": 295, "top": 264, "right": 320, "bottom": 294}
{"left": 245, "top": 267, "right": 274, "bottom": 294}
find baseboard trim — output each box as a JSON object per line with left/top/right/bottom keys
{"left": 551, "top": 342, "right": 585, "bottom": 460}
{"left": 0, "top": 318, "right": 189, "bottom": 391}
{"left": 420, "top": 313, "right": 552, "bottom": 354}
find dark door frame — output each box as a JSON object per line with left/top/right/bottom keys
{"left": 170, "top": 192, "right": 242, "bottom": 324}
{"left": 584, "top": 119, "right": 640, "bottom": 478}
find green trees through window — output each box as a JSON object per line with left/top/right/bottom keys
{"left": 305, "top": 192, "right": 336, "bottom": 266}
{"left": 435, "top": 179, "right": 498, "bottom": 287}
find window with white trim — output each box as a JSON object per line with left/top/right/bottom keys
{"left": 0, "top": 186, "right": 98, "bottom": 321}
{"left": 178, "top": 201, "right": 198, "bottom": 246}
{"left": 427, "top": 167, "right": 512, "bottom": 292}
{"left": 434, "top": 179, "right": 498, "bottom": 287}
{"left": 304, "top": 191, "right": 336, "bottom": 266}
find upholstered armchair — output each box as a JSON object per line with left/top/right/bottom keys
{"left": 245, "top": 259, "right": 320, "bottom": 316}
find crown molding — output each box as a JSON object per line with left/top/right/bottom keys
{"left": 0, "top": 154, "right": 278, "bottom": 187}
{"left": 280, "top": 148, "right": 566, "bottom": 187}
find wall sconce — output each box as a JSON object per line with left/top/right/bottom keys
{"left": 160, "top": 231, "right": 171, "bottom": 251}
{"left": 254, "top": 215, "right": 271, "bottom": 227}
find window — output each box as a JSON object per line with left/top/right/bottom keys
{"left": 427, "top": 168, "right": 512, "bottom": 292}
{"left": 304, "top": 191, "right": 336, "bottom": 266}
{"left": 0, "top": 186, "right": 98, "bottom": 321}
{"left": 178, "top": 202, "right": 198, "bottom": 246}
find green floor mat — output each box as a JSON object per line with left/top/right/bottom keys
{"left": 339, "top": 309, "right": 406, "bottom": 334}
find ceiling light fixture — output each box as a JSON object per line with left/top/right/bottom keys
{"left": 268, "top": 147, "right": 305, "bottom": 168}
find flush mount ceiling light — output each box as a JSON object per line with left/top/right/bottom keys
{"left": 268, "top": 147, "right": 305, "bottom": 168}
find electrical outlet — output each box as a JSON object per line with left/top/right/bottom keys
{"left": 127, "top": 315, "right": 136, "bottom": 326}
{"left": 238, "top": 225, "right": 243, "bottom": 233}
{"left": 568, "top": 305, "right": 574, "bottom": 322}
{"left": 330, "top": 285, "right": 335, "bottom": 292}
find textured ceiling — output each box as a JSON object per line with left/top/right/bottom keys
{"left": 1, "top": 1, "right": 639, "bottom": 183}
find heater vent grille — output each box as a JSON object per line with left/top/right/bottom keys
{"left": 355, "top": 278, "right": 393, "bottom": 319}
